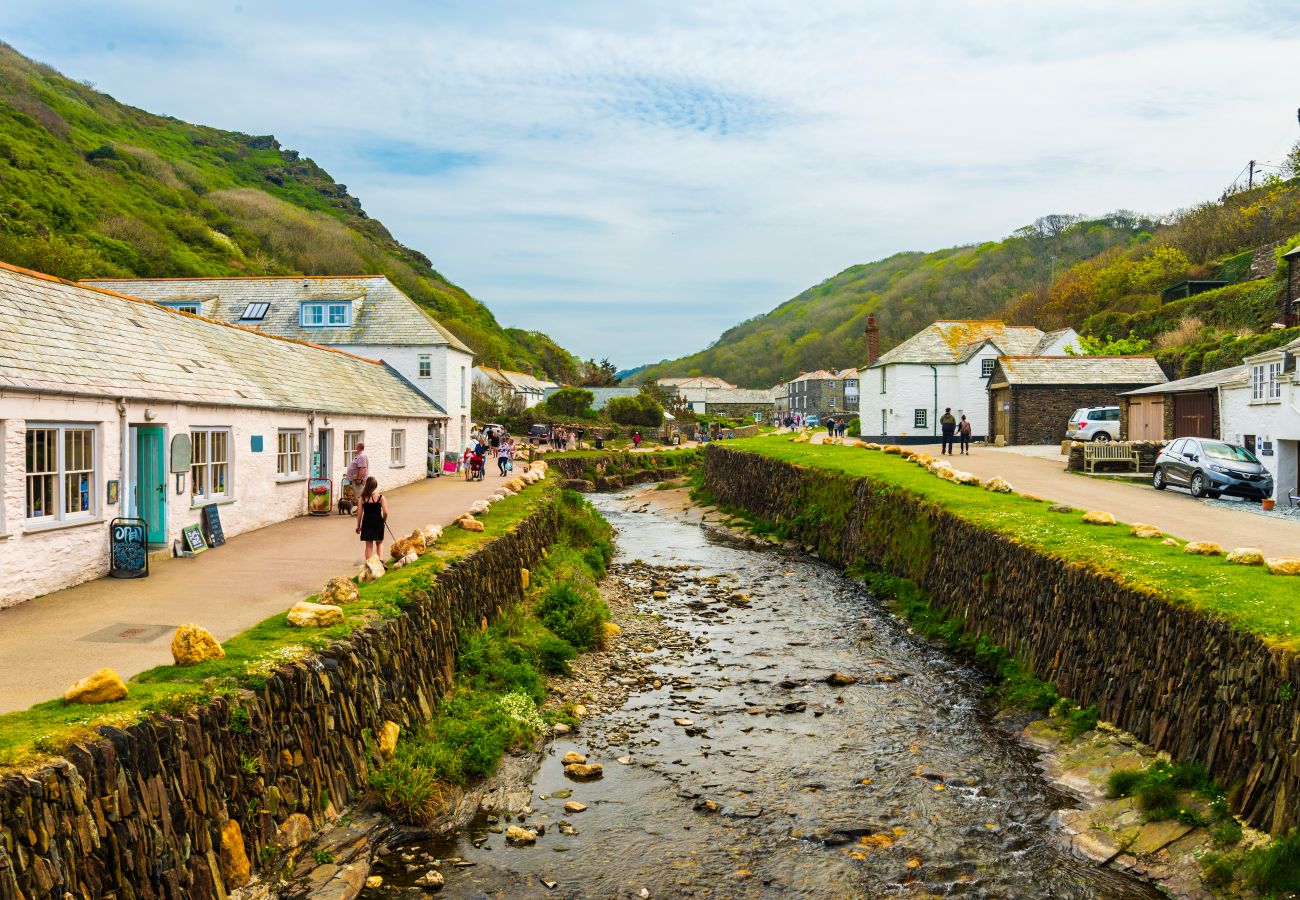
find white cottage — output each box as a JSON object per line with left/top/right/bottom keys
{"left": 1219, "top": 337, "right": 1300, "bottom": 505}
{"left": 473, "top": 367, "right": 558, "bottom": 409}
{"left": 84, "top": 275, "right": 475, "bottom": 463}
{"left": 0, "top": 263, "right": 443, "bottom": 608}
{"left": 860, "top": 321, "right": 1077, "bottom": 440}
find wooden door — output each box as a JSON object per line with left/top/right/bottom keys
{"left": 991, "top": 388, "right": 1011, "bottom": 444}
{"left": 1128, "top": 397, "right": 1164, "bottom": 441}
{"left": 1173, "top": 393, "right": 1213, "bottom": 437}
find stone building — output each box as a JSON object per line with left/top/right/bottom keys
{"left": 1, "top": 263, "right": 442, "bottom": 608}
{"left": 860, "top": 320, "right": 1077, "bottom": 441}
{"left": 85, "top": 275, "right": 474, "bottom": 460}
{"left": 693, "top": 388, "right": 775, "bottom": 419}
{"left": 986, "top": 356, "right": 1167, "bottom": 445}
{"left": 781, "top": 369, "right": 859, "bottom": 421}
{"left": 1120, "top": 366, "right": 1245, "bottom": 441}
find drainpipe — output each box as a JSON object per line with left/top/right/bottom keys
{"left": 117, "top": 397, "right": 129, "bottom": 517}
{"left": 928, "top": 365, "right": 939, "bottom": 439}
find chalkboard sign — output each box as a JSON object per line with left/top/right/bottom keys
{"left": 109, "top": 517, "right": 149, "bottom": 578}
{"left": 201, "top": 503, "right": 226, "bottom": 547}
{"left": 181, "top": 523, "right": 207, "bottom": 555}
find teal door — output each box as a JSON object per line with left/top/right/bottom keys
{"left": 136, "top": 427, "right": 166, "bottom": 545}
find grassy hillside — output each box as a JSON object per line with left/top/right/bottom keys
{"left": 644, "top": 180, "right": 1300, "bottom": 388}
{"left": 0, "top": 42, "right": 578, "bottom": 378}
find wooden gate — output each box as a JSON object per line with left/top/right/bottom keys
{"left": 990, "top": 387, "right": 1011, "bottom": 444}
{"left": 1173, "top": 392, "right": 1213, "bottom": 437}
{"left": 1127, "top": 396, "right": 1164, "bottom": 441}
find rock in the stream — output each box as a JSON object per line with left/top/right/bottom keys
{"left": 564, "top": 762, "right": 604, "bottom": 780}
{"left": 415, "top": 869, "right": 446, "bottom": 888}
{"left": 561, "top": 751, "right": 586, "bottom": 765}
{"left": 563, "top": 801, "right": 587, "bottom": 813}
{"left": 505, "top": 826, "right": 538, "bottom": 845}
{"left": 825, "top": 672, "right": 857, "bottom": 686}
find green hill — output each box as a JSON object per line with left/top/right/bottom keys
{"left": 642, "top": 182, "right": 1300, "bottom": 388}
{"left": 0, "top": 42, "right": 578, "bottom": 379}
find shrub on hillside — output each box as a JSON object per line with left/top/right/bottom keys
{"left": 605, "top": 391, "right": 664, "bottom": 427}
{"left": 545, "top": 387, "right": 595, "bottom": 418}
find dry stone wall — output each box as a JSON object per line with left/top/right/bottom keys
{"left": 548, "top": 450, "right": 699, "bottom": 492}
{"left": 703, "top": 445, "right": 1300, "bottom": 834}
{"left": 0, "top": 499, "right": 561, "bottom": 900}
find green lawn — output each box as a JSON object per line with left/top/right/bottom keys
{"left": 0, "top": 479, "right": 557, "bottom": 769}
{"left": 724, "top": 437, "right": 1300, "bottom": 648}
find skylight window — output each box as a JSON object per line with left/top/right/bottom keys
{"left": 240, "top": 301, "right": 270, "bottom": 321}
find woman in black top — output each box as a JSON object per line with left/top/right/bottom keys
{"left": 355, "top": 476, "right": 389, "bottom": 561}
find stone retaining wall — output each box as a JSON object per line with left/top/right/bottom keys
{"left": 703, "top": 445, "right": 1300, "bottom": 834}
{"left": 0, "top": 499, "right": 562, "bottom": 900}
{"left": 1065, "top": 440, "right": 1163, "bottom": 472}
{"left": 548, "top": 450, "right": 699, "bottom": 491}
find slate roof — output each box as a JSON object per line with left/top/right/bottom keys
{"left": 870, "top": 321, "right": 1071, "bottom": 367}
{"left": 1122, "top": 365, "right": 1248, "bottom": 396}
{"left": 83, "top": 275, "right": 474, "bottom": 354}
{"left": 478, "top": 366, "right": 557, "bottom": 393}
{"left": 995, "top": 356, "right": 1167, "bottom": 387}
{"left": 657, "top": 376, "right": 736, "bottom": 389}
{"left": 0, "top": 262, "right": 445, "bottom": 418}
{"left": 703, "top": 388, "right": 774, "bottom": 405}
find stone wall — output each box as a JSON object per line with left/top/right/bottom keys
{"left": 703, "top": 445, "right": 1300, "bottom": 834}
{"left": 1006, "top": 385, "right": 1143, "bottom": 445}
{"left": 547, "top": 450, "right": 700, "bottom": 491}
{"left": 0, "top": 498, "right": 562, "bottom": 900}
{"left": 1065, "top": 441, "right": 1163, "bottom": 472}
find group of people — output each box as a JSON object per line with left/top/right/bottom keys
{"left": 824, "top": 417, "right": 850, "bottom": 438}
{"left": 464, "top": 427, "right": 517, "bottom": 478}
{"left": 939, "top": 408, "right": 973, "bottom": 455}
{"left": 548, "top": 426, "right": 582, "bottom": 451}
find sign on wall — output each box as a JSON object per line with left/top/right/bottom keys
{"left": 169, "top": 434, "right": 192, "bottom": 473}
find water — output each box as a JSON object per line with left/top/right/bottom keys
{"left": 368, "top": 489, "right": 1162, "bottom": 898}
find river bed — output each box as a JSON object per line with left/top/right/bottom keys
{"left": 365, "top": 487, "right": 1163, "bottom": 898}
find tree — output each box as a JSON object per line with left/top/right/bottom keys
{"left": 544, "top": 387, "right": 595, "bottom": 418}
{"left": 1286, "top": 139, "right": 1300, "bottom": 180}
{"left": 1063, "top": 334, "right": 1153, "bottom": 356}
{"left": 578, "top": 358, "right": 620, "bottom": 387}
{"left": 605, "top": 391, "right": 664, "bottom": 427}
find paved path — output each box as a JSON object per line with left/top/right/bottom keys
{"left": 808, "top": 433, "right": 1300, "bottom": 558}
{"left": 0, "top": 471, "right": 513, "bottom": 714}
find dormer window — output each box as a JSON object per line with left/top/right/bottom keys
{"left": 163, "top": 301, "right": 201, "bottom": 315}
{"left": 300, "top": 301, "right": 351, "bottom": 327}
{"left": 981, "top": 358, "right": 995, "bottom": 378}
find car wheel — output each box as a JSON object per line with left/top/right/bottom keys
{"left": 1190, "top": 473, "right": 1208, "bottom": 498}
{"left": 1092, "top": 432, "right": 1110, "bottom": 442}
{"left": 1153, "top": 468, "right": 1166, "bottom": 490}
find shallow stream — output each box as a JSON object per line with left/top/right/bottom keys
{"left": 367, "top": 488, "right": 1162, "bottom": 898}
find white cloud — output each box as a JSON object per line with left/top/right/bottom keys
{"left": 6, "top": 0, "right": 1300, "bottom": 365}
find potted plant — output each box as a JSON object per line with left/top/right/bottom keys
{"left": 1262, "top": 497, "right": 1276, "bottom": 511}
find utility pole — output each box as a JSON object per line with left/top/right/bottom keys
{"left": 1248, "top": 160, "right": 1257, "bottom": 189}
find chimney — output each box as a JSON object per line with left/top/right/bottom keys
{"left": 865, "top": 314, "right": 880, "bottom": 365}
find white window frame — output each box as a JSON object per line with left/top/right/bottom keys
{"left": 300, "top": 301, "right": 351, "bottom": 328}
{"left": 25, "top": 423, "right": 98, "bottom": 525}
{"left": 190, "top": 427, "right": 232, "bottom": 503}
{"left": 391, "top": 429, "right": 406, "bottom": 467}
{"left": 914, "top": 409, "right": 928, "bottom": 429}
{"left": 343, "top": 430, "right": 365, "bottom": 473}
{"left": 461, "top": 366, "right": 468, "bottom": 406}
{"left": 829, "top": 396, "right": 837, "bottom": 408}
{"left": 163, "top": 301, "right": 201, "bottom": 315}
{"left": 880, "top": 368, "right": 886, "bottom": 393}
{"left": 981, "top": 358, "right": 995, "bottom": 378}
{"left": 277, "top": 429, "right": 304, "bottom": 478}
{"left": 418, "top": 354, "right": 432, "bottom": 378}
{"left": 1252, "top": 365, "right": 1265, "bottom": 401}
{"left": 1268, "top": 361, "right": 1283, "bottom": 400}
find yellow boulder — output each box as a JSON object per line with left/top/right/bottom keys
{"left": 1161, "top": 537, "right": 1181, "bottom": 547}
{"left": 63, "top": 668, "right": 128, "bottom": 705}
{"left": 1183, "top": 541, "right": 1225, "bottom": 556}
{"left": 985, "top": 477, "right": 1013, "bottom": 493}
{"left": 882, "top": 445, "right": 903, "bottom": 455}
{"left": 1130, "top": 523, "right": 1162, "bottom": 539}
{"left": 406, "top": 530, "right": 427, "bottom": 554}
{"left": 286, "top": 601, "right": 345, "bottom": 628}
{"left": 389, "top": 537, "right": 417, "bottom": 561}
{"left": 1226, "top": 547, "right": 1265, "bottom": 566}
{"left": 319, "top": 576, "right": 359, "bottom": 606}
{"left": 358, "top": 555, "right": 385, "bottom": 583}
{"left": 170, "top": 624, "right": 225, "bottom": 666}
{"left": 863, "top": 443, "right": 882, "bottom": 450}
{"left": 1266, "top": 557, "right": 1300, "bottom": 576}
{"left": 459, "top": 516, "right": 485, "bottom": 532}
{"left": 1081, "top": 511, "right": 1116, "bottom": 526}
{"left": 378, "top": 720, "right": 400, "bottom": 759}
{"left": 220, "top": 819, "right": 251, "bottom": 889}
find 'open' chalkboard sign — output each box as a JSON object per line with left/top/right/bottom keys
{"left": 110, "top": 517, "right": 149, "bottom": 578}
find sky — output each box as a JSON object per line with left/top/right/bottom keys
{"left": 6, "top": 1, "right": 1300, "bottom": 367}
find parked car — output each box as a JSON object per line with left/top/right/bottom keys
{"left": 1066, "top": 406, "right": 1120, "bottom": 442}
{"left": 805, "top": 414, "right": 821, "bottom": 427}
{"left": 528, "top": 424, "right": 551, "bottom": 445}
{"left": 1152, "top": 437, "right": 1273, "bottom": 500}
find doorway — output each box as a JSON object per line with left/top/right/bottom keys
{"left": 317, "top": 429, "right": 333, "bottom": 480}
{"left": 134, "top": 426, "right": 166, "bottom": 546}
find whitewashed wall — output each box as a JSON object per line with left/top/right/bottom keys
{"left": 0, "top": 395, "right": 430, "bottom": 609}
{"left": 330, "top": 343, "right": 470, "bottom": 454}
{"left": 859, "top": 362, "right": 987, "bottom": 438}
{"left": 1220, "top": 379, "right": 1300, "bottom": 502}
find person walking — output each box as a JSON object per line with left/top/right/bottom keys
{"left": 496, "top": 437, "right": 512, "bottom": 476}
{"left": 632, "top": 430, "right": 643, "bottom": 449}
{"left": 355, "top": 476, "right": 388, "bottom": 562}
{"left": 958, "top": 415, "right": 973, "bottom": 455}
{"left": 826, "top": 417, "right": 837, "bottom": 440}
{"left": 940, "top": 407, "right": 957, "bottom": 454}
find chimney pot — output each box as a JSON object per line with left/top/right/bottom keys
{"left": 865, "top": 314, "right": 881, "bottom": 365}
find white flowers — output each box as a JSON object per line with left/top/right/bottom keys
{"left": 497, "top": 690, "right": 545, "bottom": 732}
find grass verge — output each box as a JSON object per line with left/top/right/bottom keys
{"left": 722, "top": 437, "right": 1300, "bottom": 648}
{"left": 0, "top": 477, "right": 559, "bottom": 771}
{"left": 368, "top": 490, "right": 613, "bottom": 824}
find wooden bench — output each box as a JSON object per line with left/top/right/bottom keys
{"left": 1083, "top": 443, "right": 1140, "bottom": 474}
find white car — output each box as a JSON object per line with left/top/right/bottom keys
{"left": 1066, "top": 407, "right": 1120, "bottom": 442}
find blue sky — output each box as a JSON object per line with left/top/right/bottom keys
{"left": 7, "top": 1, "right": 1300, "bottom": 366}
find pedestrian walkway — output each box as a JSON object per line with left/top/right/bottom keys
{"left": 815, "top": 433, "right": 1300, "bottom": 559}
{"left": 0, "top": 471, "right": 514, "bottom": 714}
